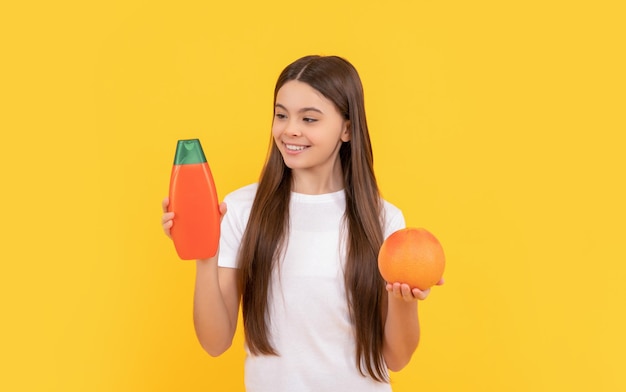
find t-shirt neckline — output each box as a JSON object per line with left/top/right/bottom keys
{"left": 290, "top": 189, "right": 345, "bottom": 203}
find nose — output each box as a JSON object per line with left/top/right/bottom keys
{"left": 285, "top": 119, "right": 301, "bottom": 137}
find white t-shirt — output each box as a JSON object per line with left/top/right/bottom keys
{"left": 219, "top": 183, "right": 406, "bottom": 392}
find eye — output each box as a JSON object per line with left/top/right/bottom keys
{"left": 275, "top": 113, "right": 287, "bottom": 120}
{"left": 303, "top": 117, "right": 318, "bottom": 123}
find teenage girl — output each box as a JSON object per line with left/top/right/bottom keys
{"left": 161, "top": 55, "right": 442, "bottom": 391}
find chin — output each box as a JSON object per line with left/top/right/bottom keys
{"left": 282, "top": 160, "right": 300, "bottom": 170}
{"left": 279, "top": 154, "right": 299, "bottom": 170}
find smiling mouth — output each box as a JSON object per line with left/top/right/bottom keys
{"left": 285, "top": 143, "right": 309, "bottom": 151}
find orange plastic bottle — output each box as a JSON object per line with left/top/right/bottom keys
{"left": 168, "top": 139, "right": 220, "bottom": 260}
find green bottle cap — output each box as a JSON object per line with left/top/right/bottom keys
{"left": 173, "top": 139, "right": 207, "bottom": 165}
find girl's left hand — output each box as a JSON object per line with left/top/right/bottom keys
{"left": 386, "top": 278, "right": 444, "bottom": 302}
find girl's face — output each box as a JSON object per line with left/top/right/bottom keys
{"left": 272, "top": 80, "right": 351, "bottom": 180}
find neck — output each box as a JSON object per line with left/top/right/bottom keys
{"left": 291, "top": 162, "right": 344, "bottom": 195}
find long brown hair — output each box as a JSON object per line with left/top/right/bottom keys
{"left": 238, "top": 55, "right": 387, "bottom": 381}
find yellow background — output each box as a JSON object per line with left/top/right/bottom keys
{"left": 1, "top": 0, "right": 625, "bottom": 390}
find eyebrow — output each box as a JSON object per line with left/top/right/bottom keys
{"left": 275, "top": 103, "right": 323, "bottom": 114}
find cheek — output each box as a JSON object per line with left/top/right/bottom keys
{"left": 271, "top": 120, "right": 284, "bottom": 137}
{"left": 271, "top": 123, "right": 280, "bottom": 140}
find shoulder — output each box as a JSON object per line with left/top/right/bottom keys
{"left": 381, "top": 198, "right": 403, "bottom": 222}
{"left": 381, "top": 198, "right": 406, "bottom": 238}
{"left": 219, "top": 184, "right": 258, "bottom": 268}
{"left": 223, "top": 183, "right": 258, "bottom": 205}
{"left": 222, "top": 183, "right": 257, "bottom": 222}
{"left": 381, "top": 198, "right": 402, "bottom": 217}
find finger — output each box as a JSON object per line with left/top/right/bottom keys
{"left": 163, "top": 219, "right": 173, "bottom": 230}
{"left": 219, "top": 202, "right": 228, "bottom": 220}
{"left": 437, "top": 277, "right": 445, "bottom": 285}
{"left": 392, "top": 282, "right": 403, "bottom": 298}
{"left": 400, "top": 284, "right": 413, "bottom": 300}
{"left": 162, "top": 197, "right": 170, "bottom": 213}
{"left": 412, "top": 287, "right": 430, "bottom": 301}
{"left": 162, "top": 219, "right": 173, "bottom": 239}
{"left": 161, "top": 212, "right": 175, "bottom": 225}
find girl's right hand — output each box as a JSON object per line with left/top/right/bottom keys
{"left": 161, "top": 197, "right": 175, "bottom": 239}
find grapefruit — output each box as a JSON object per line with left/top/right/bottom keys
{"left": 378, "top": 227, "right": 445, "bottom": 290}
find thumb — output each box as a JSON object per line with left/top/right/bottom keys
{"left": 219, "top": 202, "right": 228, "bottom": 221}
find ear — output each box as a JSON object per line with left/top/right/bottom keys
{"left": 340, "top": 120, "right": 351, "bottom": 142}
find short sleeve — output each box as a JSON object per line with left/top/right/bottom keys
{"left": 217, "top": 184, "right": 257, "bottom": 269}
{"left": 382, "top": 200, "right": 406, "bottom": 239}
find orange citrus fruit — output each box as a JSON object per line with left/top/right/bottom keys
{"left": 378, "top": 227, "right": 445, "bottom": 290}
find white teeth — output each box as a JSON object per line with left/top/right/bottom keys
{"left": 285, "top": 144, "right": 307, "bottom": 151}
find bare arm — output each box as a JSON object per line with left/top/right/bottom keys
{"left": 382, "top": 280, "right": 443, "bottom": 371}
{"left": 162, "top": 198, "right": 240, "bottom": 356}
{"left": 193, "top": 258, "right": 240, "bottom": 356}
